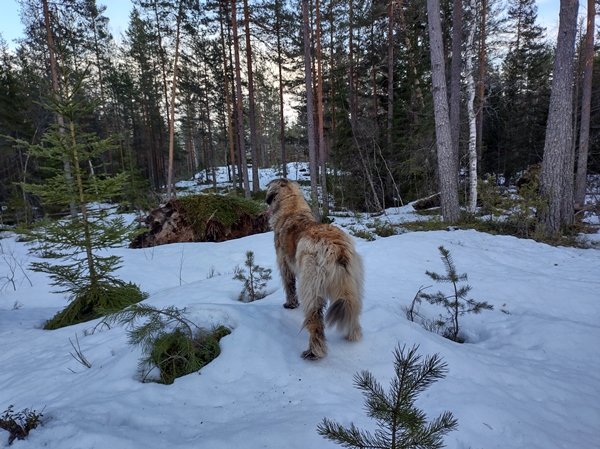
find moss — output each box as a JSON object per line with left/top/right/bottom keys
{"left": 178, "top": 193, "right": 266, "bottom": 240}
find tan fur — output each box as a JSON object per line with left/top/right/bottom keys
{"left": 266, "top": 178, "right": 364, "bottom": 360}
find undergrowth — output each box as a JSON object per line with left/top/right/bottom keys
{"left": 45, "top": 281, "right": 147, "bottom": 330}
{"left": 102, "top": 304, "right": 231, "bottom": 384}
{"left": 0, "top": 405, "right": 44, "bottom": 445}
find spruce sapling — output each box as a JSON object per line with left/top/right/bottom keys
{"left": 421, "top": 246, "right": 493, "bottom": 342}
{"left": 12, "top": 62, "right": 145, "bottom": 329}
{"left": 233, "top": 251, "right": 272, "bottom": 302}
{"left": 317, "top": 344, "right": 458, "bottom": 449}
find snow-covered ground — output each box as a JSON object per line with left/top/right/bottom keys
{"left": 1, "top": 168, "right": 599, "bottom": 448}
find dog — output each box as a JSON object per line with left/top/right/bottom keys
{"left": 265, "top": 178, "right": 364, "bottom": 359}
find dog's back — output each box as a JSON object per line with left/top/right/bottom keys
{"left": 266, "top": 178, "right": 364, "bottom": 358}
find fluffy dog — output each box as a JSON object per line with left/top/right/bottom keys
{"left": 265, "top": 178, "right": 364, "bottom": 359}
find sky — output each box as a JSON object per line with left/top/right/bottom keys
{"left": 1, "top": 0, "right": 563, "bottom": 50}
{"left": 0, "top": 162, "right": 599, "bottom": 448}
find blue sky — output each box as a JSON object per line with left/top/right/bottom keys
{"left": 1, "top": 0, "right": 562, "bottom": 50}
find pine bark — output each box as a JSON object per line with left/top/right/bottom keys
{"left": 387, "top": 0, "right": 395, "bottom": 150}
{"left": 427, "top": 0, "right": 460, "bottom": 223}
{"left": 302, "top": 0, "right": 319, "bottom": 217}
{"left": 231, "top": 0, "right": 251, "bottom": 198}
{"left": 243, "top": 0, "right": 260, "bottom": 192}
{"left": 449, "top": 0, "right": 462, "bottom": 157}
{"left": 574, "top": 0, "right": 595, "bottom": 207}
{"left": 539, "top": 0, "right": 579, "bottom": 234}
{"left": 315, "top": 0, "right": 328, "bottom": 217}
{"left": 166, "top": 0, "right": 183, "bottom": 201}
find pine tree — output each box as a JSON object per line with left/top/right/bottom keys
{"left": 317, "top": 344, "right": 458, "bottom": 449}
{"left": 15, "top": 64, "right": 146, "bottom": 330}
{"left": 233, "top": 250, "right": 272, "bottom": 302}
{"left": 421, "top": 246, "right": 493, "bottom": 342}
{"left": 102, "top": 303, "right": 231, "bottom": 384}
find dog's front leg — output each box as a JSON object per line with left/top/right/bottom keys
{"left": 280, "top": 261, "right": 299, "bottom": 309}
{"left": 301, "top": 298, "right": 327, "bottom": 360}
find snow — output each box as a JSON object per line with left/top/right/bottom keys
{"left": 1, "top": 170, "right": 600, "bottom": 448}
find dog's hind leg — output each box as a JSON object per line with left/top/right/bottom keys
{"left": 279, "top": 260, "right": 299, "bottom": 309}
{"left": 301, "top": 297, "right": 327, "bottom": 360}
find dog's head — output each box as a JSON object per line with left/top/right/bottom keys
{"left": 265, "top": 178, "right": 291, "bottom": 207}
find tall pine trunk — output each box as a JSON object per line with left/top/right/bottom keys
{"left": 231, "top": 0, "right": 251, "bottom": 198}
{"left": 539, "top": 0, "right": 579, "bottom": 234}
{"left": 427, "top": 0, "right": 460, "bottom": 223}
{"left": 449, "top": 0, "right": 462, "bottom": 158}
{"left": 315, "top": 0, "right": 328, "bottom": 217}
{"left": 166, "top": 0, "right": 183, "bottom": 201}
{"left": 574, "top": 0, "right": 595, "bottom": 207}
{"left": 302, "top": 0, "right": 319, "bottom": 218}
{"left": 219, "top": 0, "right": 237, "bottom": 189}
{"left": 243, "top": 0, "right": 260, "bottom": 192}
{"left": 387, "top": 0, "right": 394, "bottom": 150}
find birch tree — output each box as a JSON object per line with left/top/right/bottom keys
{"left": 465, "top": 0, "right": 477, "bottom": 213}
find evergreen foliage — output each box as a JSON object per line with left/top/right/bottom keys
{"left": 317, "top": 344, "right": 458, "bottom": 449}
{"left": 420, "top": 246, "right": 493, "bottom": 342}
{"left": 13, "top": 65, "right": 146, "bottom": 330}
{"left": 233, "top": 251, "right": 272, "bottom": 302}
{"left": 102, "top": 303, "right": 231, "bottom": 384}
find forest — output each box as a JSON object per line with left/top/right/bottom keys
{"left": 0, "top": 0, "right": 597, "bottom": 233}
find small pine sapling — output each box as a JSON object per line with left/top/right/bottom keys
{"left": 317, "top": 344, "right": 458, "bottom": 449}
{"left": 420, "top": 246, "right": 493, "bottom": 342}
{"left": 0, "top": 405, "right": 44, "bottom": 445}
{"left": 233, "top": 251, "right": 272, "bottom": 302}
{"left": 102, "top": 304, "right": 230, "bottom": 384}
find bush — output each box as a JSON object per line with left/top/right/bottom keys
{"left": 0, "top": 405, "right": 44, "bottom": 445}
{"left": 317, "top": 344, "right": 458, "bottom": 449}
{"left": 102, "top": 304, "right": 231, "bottom": 384}
{"left": 45, "top": 281, "right": 147, "bottom": 330}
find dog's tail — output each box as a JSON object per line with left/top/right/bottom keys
{"left": 325, "top": 251, "right": 364, "bottom": 341}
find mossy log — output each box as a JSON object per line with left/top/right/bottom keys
{"left": 130, "top": 194, "right": 269, "bottom": 248}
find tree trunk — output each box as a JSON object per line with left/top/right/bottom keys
{"left": 465, "top": 0, "right": 477, "bottom": 214}
{"left": 231, "top": 0, "right": 251, "bottom": 198}
{"left": 427, "top": 0, "right": 460, "bottom": 223}
{"left": 476, "top": 0, "right": 486, "bottom": 158}
{"left": 348, "top": 0, "right": 358, "bottom": 134}
{"left": 166, "top": 0, "right": 183, "bottom": 201}
{"left": 275, "top": 0, "right": 287, "bottom": 178}
{"left": 539, "top": 0, "right": 579, "bottom": 234}
{"left": 574, "top": 0, "right": 595, "bottom": 207}
{"left": 42, "top": 0, "right": 76, "bottom": 218}
{"left": 387, "top": 0, "right": 394, "bottom": 150}
{"left": 219, "top": 0, "right": 237, "bottom": 189}
{"left": 315, "top": 0, "right": 328, "bottom": 217}
{"left": 243, "top": 0, "right": 260, "bottom": 192}
{"left": 449, "top": 0, "right": 462, "bottom": 157}
{"left": 302, "top": 0, "right": 320, "bottom": 218}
